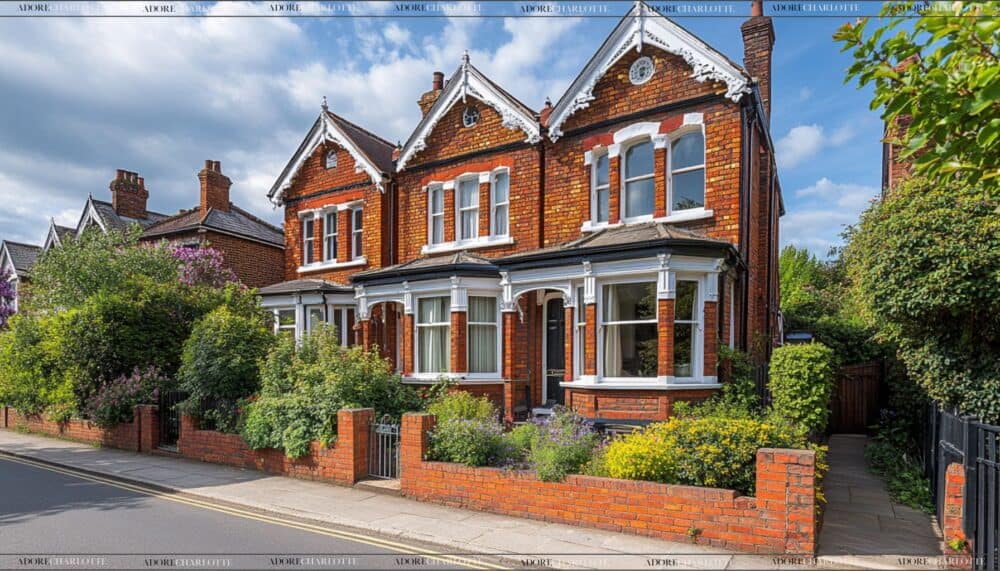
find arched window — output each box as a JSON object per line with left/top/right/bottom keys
{"left": 622, "top": 140, "right": 655, "bottom": 220}
{"left": 670, "top": 132, "right": 705, "bottom": 212}
{"left": 325, "top": 150, "right": 338, "bottom": 169}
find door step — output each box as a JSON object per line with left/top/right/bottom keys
{"left": 355, "top": 478, "right": 402, "bottom": 496}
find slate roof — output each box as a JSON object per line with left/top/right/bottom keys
{"left": 89, "top": 199, "right": 169, "bottom": 231}
{"left": 352, "top": 252, "right": 498, "bottom": 284}
{"left": 141, "top": 205, "right": 284, "bottom": 247}
{"left": 325, "top": 110, "right": 395, "bottom": 174}
{"left": 3, "top": 241, "right": 42, "bottom": 277}
{"left": 258, "top": 278, "right": 351, "bottom": 296}
{"left": 54, "top": 225, "right": 74, "bottom": 243}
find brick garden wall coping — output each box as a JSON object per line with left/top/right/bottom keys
{"left": 400, "top": 413, "right": 818, "bottom": 555}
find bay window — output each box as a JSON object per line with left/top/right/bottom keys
{"left": 623, "top": 140, "right": 655, "bottom": 220}
{"left": 458, "top": 178, "right": 479, "bottom": 241}
{"left": 491, "top": 171, "right": 509, "bottom": 236}
{"left": 673, "top": 280, "right": 699, "bottom": 378}
{"left": 417, "top": 296, "right": 450, "bottom": 373}
{"left": 670, "top": 132, "right": 706, "bottom": 212}
{"left": 302, "top": 215, "right": 315, "bottom": 265}
{"left": 276, "top": 309, "right": 296, "bottom": 336}
{"left": 306, "top": 305, "right": 325, "bottom": 332}
{"left": 602, "top": 282, "right": 657, "bottom": 377}
{"left": 323, "top": 211, "right": 338, "bottom": 261}
{"left": 592, "top": 153, "right": 610, "bottom": 223}
{"left": 352, "top": 207, "right": 363, "bottom": 258}
{"left": 429, "top": 185, "right": 444, "bottom": 245}
{"left": 467, "top": 296, "right": 498, "bottom": 374}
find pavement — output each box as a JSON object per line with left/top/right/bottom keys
{"left": 816, "top": 434, "right": 944, "bottom": 570}
{"left": 0, "top": 429, "right": 795, "bottom": 570}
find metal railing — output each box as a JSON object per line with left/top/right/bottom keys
{"left": 368, "top": 415, "right": 400, "bottom": 480}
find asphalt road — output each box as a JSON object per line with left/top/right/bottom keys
{"left": 0, "top": 455, "right": 483, "bottom": 570}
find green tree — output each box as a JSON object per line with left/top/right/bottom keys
{"left": 834, "top": 1, "right": 1000, "bottom": 186}
{"left": 843, "top": 176, "right": 1000, "bottom": 421}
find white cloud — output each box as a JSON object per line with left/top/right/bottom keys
{"left": 782, "top": 178, "right": 879, "bottom": 257}
{"left": 798, "top": 87, "right": 812, "bottom": 101}
{"left": 776, "top": 122, "right": 857, "bottom": 170}
{"left": 384, "top": 23, "right": 411, "bottom": 45}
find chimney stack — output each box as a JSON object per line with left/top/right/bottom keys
{"left": 198, "top": 160, "right": 232, "bottom": 213}
{"left": 741, "top": 0, "right": 775, "bottom": 116}
{"left": 109, "top": 169, "right": 149, "bottom": 219}
{"left": 418, "top": 71, "right": 445, "bottom": 116}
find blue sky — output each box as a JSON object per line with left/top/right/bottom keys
{"left": 0, "top": 2, "right": 882, "bottom": 258}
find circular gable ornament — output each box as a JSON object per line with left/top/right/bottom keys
{"left": 629, "top": 56, "right": 655, "bottom": 85}
{"left": 462, "top": 106, "right": 480, "bottom": 128}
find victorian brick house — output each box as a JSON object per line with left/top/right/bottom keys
{"left": 263, "top": 0, "right": 782, "bottom": 424}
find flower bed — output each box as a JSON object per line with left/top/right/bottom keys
{"left": 402, "top": 413, "right": 818, "bottom": 555}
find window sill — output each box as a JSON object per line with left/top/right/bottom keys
{"left": 580, "top": 220, "right": 623, "bottom": 233}
{"left": 580, "top": 209, "right": 713, "bottom": 232}
{"left": 653, "top": 208, "right": 713, "bottom": 224}
{"left": 561, "top": 377, "right": 720, "bottom": 390}
{"left": 297, "top": 257, "right": 368, "bottom": 273}
{"left": 421, "top": 235, "right": 513, "bottom": 255}
{"left": 402, "top": 374, "right": 503, "bottom": 385}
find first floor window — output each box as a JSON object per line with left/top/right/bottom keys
{"left": 593, "top": 153, "right": 610, "bottom": 223}
{"left": 491, "top": 171, "right": 509, "bottom": 236}
{"left": 673, "top": 280, "right": 699, "bottom": 377}
{"left": 417, "top": 297, "right": 450, "bottom": 373}
{"left": 623, "top": 140, "right": 655, "bottom": 219}
{"left": 276, "top": 309, "right": 296, "bottom": 336}
{"left": 458, "top": 178, "right": 479, "bottom": 240}
{"left": 302, "top": 215, "right": 316, "bottom": 265}
{"left": 602, "top": 282, "right": 657, "bottom": 377}
{"left": 324, "top": 211, "right": 338, "bottom": 261}
{"left": 468, "top": 296, "right": 498, "bottom": 374}
{"left": 352, "top": 208, "right": 363, "bottom": 259}
{"left": 429, "top": 185, "right": 444, "bottom": 245}
{"left": 671, "top": 132, "right": 705, "bottom": 212}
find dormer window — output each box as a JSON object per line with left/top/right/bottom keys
{"left": 623, "top": 140, "right": 655, "bottom": 220}
{"left": 670, "top": 132, "right": 705, "bottom": 212}
{"left": 462, "top": 106, "right": 480, "bottom": 128}
{"left": 325, "top": 150, "right": 338, "bottom": 169}
{"left": 592, "top": 153, "right": 610, "bottom": 223}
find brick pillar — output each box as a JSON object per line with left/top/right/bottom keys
{"left": 654, "top": 146, "right": 668, "bottom": 218}
{"left": 403, "top": 313, "right": 415, "bottom": 376}
{"left": 502, "top": 311, "right": 518, "bottom": 422}
{"left": 564, "top": 305, "right": 574, "bottom": 382}
{"left": 337, "top": 408, "right": 373, "bottom": 484}
{"left": 339, "top": 207, "right": 352, "bottom": 261}
{"left": 608, "top": 155, "right": 621, "bottom": 224}
{"left": 178, "top": 415, "right": 199, "bottom": 454}
{"left": 400, "top": 413, "right": 436, "bottom": 492}
{"left": 704, "top": 301, "right": 719, "bottom": 377}
{"left": 584, "top": 303, "right": 597, "bottom": 376}
{"left": 755, "top": 448, "right": 817, "bottom": 554}
{"left": 479, "top": 180, "right": 491, "bottom": 237}
{"left": 136, "top": 405, "right": 159, "bottom": 453}
{"left": 450, "top": 311, "right": 467, "bottom": 373}
{"left": 943, "top": 463, "right": 969, "bottom": 550}
{"left": 658, "top": 299, "right": 675, "bottom": 377}
{"left": 443, "top": 187, "right": 456, "bottom": 243}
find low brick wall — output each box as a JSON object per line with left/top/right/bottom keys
{"left": 177, "top": 408, "right": 373, "bottom": 486}
{"left": 2, "top": 405, "right": 158, "bottom": 452}
{"left": 401, "top": 413, "right": 817, "bottom": 555}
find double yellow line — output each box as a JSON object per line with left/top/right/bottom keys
{"left": 0, "top": 453, "right": 508, "bottom": 570}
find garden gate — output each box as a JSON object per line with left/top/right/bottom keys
{"left": 368, "top": 415, "right": 400, "bottom": 479}
{"left": 158, "top": 391, "right": 185, "bottom": 450}
{"left": 829, "top": 361, "right": 884, "bottom": 434}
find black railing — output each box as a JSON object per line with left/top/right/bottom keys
{"left": 926, "top": 403, "right": 1000, "bottom": 570}
{"left": 157, "top": 390, "right": 186, "bottom": 450}
{"left": 752, "top": 363, "right": 771, "bottom": 407}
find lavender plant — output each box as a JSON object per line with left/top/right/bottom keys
{"left": 84, "top": 367, "right": 174, "bottom": 429}
{"left": 172, "top": 246, "right": 238, "bottom": 288}
{"left": 0, "top": 269, "right": 15, "bottom": 329}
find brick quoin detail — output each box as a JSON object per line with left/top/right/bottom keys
{"left": 177, "top": 409, "right": 373, "bottom": 485}
{"left": 401, "top": 414, "right": 817, "bottom": 555}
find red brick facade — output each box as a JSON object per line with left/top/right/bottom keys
{"left": 401, "top": 414, "right": 817, "bottom": 554}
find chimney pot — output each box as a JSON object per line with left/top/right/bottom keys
{"left": 204, "top": 159, "right": 213, "bottom": 170}
{"left": 751, "top": 0, "right": 763, "bottom": 17}
{"left": 213, "top": 160, "right": 221, "bottom": 172}
{"left": 432, "top": 71, "right": 444, "bottom": 91}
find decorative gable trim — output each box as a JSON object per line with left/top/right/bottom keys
{"left": 397, "top": 58, "right": 542, "bottom": 172}
{"left": 76, "top": 198, "right": 108, "bottom": 238}
{"left": 0, "top": 244, "right": 13, "bottom": 278}
{"left": 43, "top": 220, "right": 62, "bottom": 251}
{"left": 269, "top": 113, "right": 387, "bottom": 206}
{"left": 547, "top": 1, "right": 750, "bottom": 141}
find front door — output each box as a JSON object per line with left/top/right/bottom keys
{"left": 544, "top": 298, "right": 566, "bottom": 407}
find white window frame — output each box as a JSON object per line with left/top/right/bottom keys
{"left": 330, "top": 305, "right": 356, "bottom": 347}
{"left": 671, "top": 275, "right": 705, "bottom": 383}
{"left": 414, "top": 295, "right": 451, "bottom": 375}
{"left": 305, "top": 304, "right": 327, "bottom": 333}
{"left": 351, "top": 207, "right": 363, "bottom": 259}
{"left": 573, "top": 285, "right": 585, "bottom": 381}
{"left": 428, "top": 185, "right": 445, "bottom": 246}
{"left": 456, "top": 176, "right": 480, "bottom": 241}
{"left": 668, "top": 127, "right": 706, "bottom": 215}
{"left": 621, "top": 138, "right": 656, "bottom": 223}
{"left": 490, "top": 170, "right": 509, "bottom": 237}
{"left": 598, "top": 279, "right": 659, "bottom": 381}
{"left": 274, "top": 307, "right": 296, "bottom": 335}
{"left": 323, "top": 210, "right": 338, "bottom": 262}
{"left": 325, "top": 150, "right": 338, "bottom": 169}
{"left": 591, "top": 151, "right": 611, "bottom": 224}
{"left": 302, "top": 214, "right": 316, "bottom": 265}
{"left": 466, "top": 294, "right": 501, "bottom": 378}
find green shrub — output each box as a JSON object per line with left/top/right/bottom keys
{"left": 84, "top": 367, "right": 173, "bottom": 429}
{"left": 177, "top": 305, "right": 274, "bottom": 432}
{"left": 428, "top": 417, "right": 512, "bottom": 467}
{"left": 769, "top": 343, "right": 837, "bottom": 434}
{"left": 241, "top": 327, "right": 420, "bottom": 457}
{"left": 602, "top": 415, "right": 810, "bottom": 495}
{"left": 866, "top": 409, "right": 934, "bottom": 513}
{"left": 0, "top": 314, "right": 72, "bottom": 416}
{"left": 522, "top": 407, "right": 600, "bottom": 482}
{"left": 426, "top": 391, "right": 497, "bottom": 425}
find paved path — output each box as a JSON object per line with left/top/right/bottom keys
{"left": 817, "top": 434, "right": 942, "bottom": 569}
{"left": 0, "top": 429, "right": 788, "bottom": 570}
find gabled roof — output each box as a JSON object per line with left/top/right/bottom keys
{"left": 268, "top": 109, "right": 395, "bottom": 205}
{"left": 141, "top": 204, "right": 284, "bottom": 248}
{"left": 43, "top": 219, "right": 75, "bottom": 251}
{"left": 1, "top": 240, "right": 42, "bottom": 278}
{"left": 396, "top": 56, "right": 542, "bottom": 171}
{"left": 75, "top": 196, "right": 168, "bottom": 238}
{"left": 546, "top": 1, "right": 751, "bottom": 140}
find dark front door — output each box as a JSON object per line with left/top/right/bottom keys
{"left": 545, "top": 298, "right": 566, "bottom": 407}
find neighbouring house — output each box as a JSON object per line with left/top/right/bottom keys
{"left": 267, "top": 0, "right": 782, "bottom": 424}
{"left": 0, "top": 240, "right": 42, "bottom": 313}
